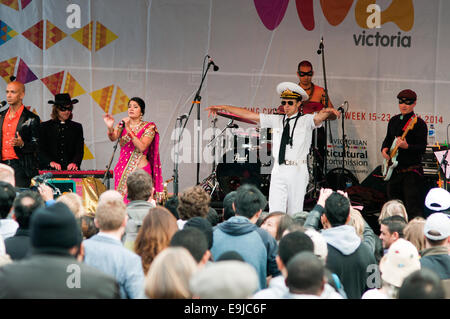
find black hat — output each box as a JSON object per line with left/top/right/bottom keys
{"left": 184, "top": 216, "right": 213, "bottom": 250}
{"left": 48, "top": 93, "right": 79, "bottom": 107}
{"left": 30, "top": 202, "right": 82, "bottom": 253}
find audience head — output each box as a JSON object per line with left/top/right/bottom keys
{"left": 424, "top": 187, "right": 450, "bottom": 214}
{"left": 216, "top": 250, "right": 245, "bottom": 262}
{"left": 260, "top": 212, "right": 284, "bottom": 239}
{"left": 398, "top": 268, "right": 445, "bottom": 299}
{"left": 234, "top": 184, "right": 267, "bottom": 219}
{"left": 283, "top": 223, "right": 305, "bottom": 237}
{"left": 222, "top": 191, "right": 237, "bottom": 221}
{"left": 404, "top": 217, "right": 426, "bottom": 253}
{"left": 145, "top": 247, "right": 197, "bottom": 299}
{"left": 378, "top": 199, "right": 408, "bottom": 224}
{"left": 206, "top": 207, "right": 220, "bottom": 227}
{"left": 12, "top": 190, "right": 44, "bottom": 229}
{"left": 190, "top": 261, "right": 258, "bottom": 298}
{"left": 184, "top": 216, "right": 213, "bottom": 250}
{"left": 0, "top": 164, "right": 15, "bottom": 187}
{"left": 164, "top": 196, "right": 180, "bottom": 220}
{"left": 177, "top": 186, "right": 210, "bottom": 220}
{"left": 379, "top": 239, "right": 421, "bottom": 289}
{"left": 98, "top": 190, "right": 123, "bottom": 203}
{"left": 134, "top": 207, "right": 179, "bottom": 274}
{"left": 291, "top": 211, "right": 309, "bottom": 226}
{"left": 56, "top": 193, "right": 84, "bottom": 219}
{"left": 304, "top": 228, "right": 328, "bottom": 263}
{"left": 348, "top": 207, "right": 365, "bottom": 239}
{"left": 285, "top": 252, "right": 325, "bottom": 296}
{"left": 80, "top": 214, "right": 99, "bottom": 239}
{"left": 170, "top": 228, "right": 210, "bottom": 265}
{"left": 423, "top": 212, "right": 450, "bottom": 248}
{"left": 322, "top": 192, "right": 350, "bottom": 228}
{"left": 94, "top": 199, "right": 126, "bottom": 232}
{"left": 126, "top": 169, "right": 153, "bottom": 201}
{"left": 0, "top": 181, "right": 16, "bottom": 219}
{"left": 30, "top": 202, "right": 82, "bottom": 254}
{"left": 380, "top": 215, "right": 407, "bottom": 249}
{"left": 278, "top": 231, "right": 314, "bottom": 272}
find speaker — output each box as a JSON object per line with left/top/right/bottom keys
{"left": 324, "top": 167, "right": 359, "bottom": 191}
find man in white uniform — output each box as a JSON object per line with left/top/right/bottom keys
{"left": 207, "top": 82, "right": 339, "bottom": 215}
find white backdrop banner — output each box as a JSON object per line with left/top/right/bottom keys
{"left": 0, "top": 0, "right": 448, "bottom": 192}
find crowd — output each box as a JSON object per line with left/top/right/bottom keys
{"left": 0, "top": 162, "right": 449, "bottom": 299}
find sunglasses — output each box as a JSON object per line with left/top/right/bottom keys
{"left": 281, "top": 101, "right": 296, "bottom": 106}
{"left": 57, "top": 105, "right": 73, "bottom": 112}
{"left": 298, "top": 71, "right": 313, "bottom": 77}
{"left": 398, "top": 98, "right": 415, "bottom": 105}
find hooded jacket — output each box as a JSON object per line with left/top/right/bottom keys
{"left": 211, "top": 216, "right": 280, "bottom": 290}
{"left": 322, "top": 225, "right": 376, "bottom": 299}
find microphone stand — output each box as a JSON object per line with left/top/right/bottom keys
{"left": 440, "top": 124, "right": 450, "bottom": 191}
{"left": 173, "top": 55, "right": 214, "bottom": 196}
{"left": 103, "top": 125, "right": 124, "bottom": 188}
{"left": 337, "top": 102, "right": 347, "bottom": 190}
{"left": 317, "top": 37, "right": 331, "bottom": 177}
{"left": 173, "top": 117, "right": 185, "bottom": 197}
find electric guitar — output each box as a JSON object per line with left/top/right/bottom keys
{"left": 381, "top": 116, "right": 418, "bottom": 181}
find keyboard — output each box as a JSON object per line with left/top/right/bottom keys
{"left": 38, "top": 170, "right": 114, "bottom": 179}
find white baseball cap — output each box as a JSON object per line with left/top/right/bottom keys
{"left": 424, "top": 212, "right": 450, "bottom": 241}
{"left": 425, "top": 187, "right": 450, "bottom": 212}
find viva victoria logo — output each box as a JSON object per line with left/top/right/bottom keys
{"left": 254, "top": 0, "right": 414, "bottom": 48}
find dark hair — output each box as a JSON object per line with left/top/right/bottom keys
{"left": 13, "top": 191, "right": 44, "bottom": 229}
{"left": 164, "top": 196, "right": 180, "bottom": 220}
{"left": 381, "top": 215, "right": 407, "bottom": 238}
{"left": 51, "top": 105, "right": 73, "bottom": 121}
{"left": 285, "top": 252, "right": 324, "bottom": 295}
{"left": 278, "top": 231, "right": 314, "bottom": 265}
{"left": 276, "top": 214, "right": 294, "bottom": 241}
{"left": 297, "top": 60, "right": 313, "bottom": 72}
{"left": 170, "top": 228, "right": 208, "bottom": 263}
{"left": 126, "top": 169, "right": 153, "bottom": 201}
{"left": 223, "top": 191, "right": 237, "bottom": 221}
{"left": 234, "top": 184, "right": 267, "bottom": 219}
{"left": 81, "top": 215, "right": 99, "bottom": 239}
{"left": 324, "top": 192, "right": 350, "bottom": 227}
{"left": 216, "top": 251, "right": 245, "bottom": 262}
{"left": 129, "top": 97, "right": 146, "bottom": 115}
{"left": 184, "top": 216, "right": 213, "bottom": 250}
{"left": 398, "top": 269, "right": 445, "bottom": 299}
{"left": 0, "top": 181, "right": 16, "bottom": 219}
{"left": 206, "top": 207, "right": 220, "bottom": 227}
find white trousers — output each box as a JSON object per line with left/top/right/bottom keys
{"left": 268, "top": 164, "right": 309, "bottom": 216}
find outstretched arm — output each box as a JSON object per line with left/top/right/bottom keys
{"left": 313, "top": 107, "right": 340, "bottom": 126}
{"left": 206, "top": 105, "right": 260, "bottom": 124}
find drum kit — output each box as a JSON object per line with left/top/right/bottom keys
{"left": 200, "top": 106, "right": 327, "bottom": 201}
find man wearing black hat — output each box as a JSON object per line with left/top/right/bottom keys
{"left": 39, "top": 93, "right": 84, "bottom": 171}
{"left": 381, "top": 89, "right": 428, "bottom": 218}
{"left": 1, "top": 80, "right": 40, "bottom": 187}
{"left": 0, "top": 202, "right": 120, "bottom": 298}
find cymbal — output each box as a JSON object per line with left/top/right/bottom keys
{"left": 216, "top": 111, "right": 257, "bottom": 125}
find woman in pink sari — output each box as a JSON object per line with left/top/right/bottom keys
{"left": 103, "top": 97, "right": 163, "bottom": 201}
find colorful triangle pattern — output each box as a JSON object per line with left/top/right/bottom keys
{"left": 22, "top": 19, "right": 44, "bottom": 49}
{"left": 90, "top": 85, "right": 114, "bottom": 113}
{"left": 63, "top": 73, "right": 86, "bottom": 98}
{"left": 0, "top": 0, "right": 19, "bottom": 10}
{"left": 21, "top": 0, "right": 32, "bottom": 9}
{"left": 46, "top": 20, "right": 67, "bottom": 49}
{"left": 0, "top": 57, "right": 17, "bottom": 83}
{"left": 71, "top": 21, "right": 93, "bottom": 50}
{"left": 83, "top": 144, "right": 95, "bottom": 160}
{"left": 0, "top": 20, "right": 18, "bottom": 46}
{"left": 16, "top": 58, "right": 38, "bottom": 84}
{"left": 95, "top": 22, "right": 118, "bottom": 51}
{"left": 41, "top": 71, "right": 65, "bottom": 95}
{"left": 111, "top": 86, "right": 129, "bottom": 115}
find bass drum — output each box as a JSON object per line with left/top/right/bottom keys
{"left": 324, "top": 167, "right": 360, "bottom": 191}
{"left": 216, "top": 148, "right": 270, "bottom": 196}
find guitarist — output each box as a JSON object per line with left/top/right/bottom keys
{"left": 381, "top": 89, "right": 428, "bottom": 218}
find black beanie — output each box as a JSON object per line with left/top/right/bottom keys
{"left": 184, "top": 216, "right": 213, "bottom": 250}
{"left": 30, "top": 202, "right": 82, "bottom": 251}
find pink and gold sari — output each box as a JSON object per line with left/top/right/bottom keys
{"left": 114, "top": 121, "right": 163, "bottom": 200}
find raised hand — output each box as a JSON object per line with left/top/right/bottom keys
{"left": 205, "top": 105, "right": 226, "bottom": 117}
{"left": 103, "top": 114, "right": 115, "bottom": 129}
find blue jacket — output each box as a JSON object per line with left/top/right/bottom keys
{"left": 211, "top": 216, "right": 280, "bottom": 290}
{"left": 83, "top": 233, "right": 145, "bottom": 299}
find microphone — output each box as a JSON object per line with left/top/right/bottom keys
{"left": 228, "top": 123, "right": 239, "bottom": 129}
{"left": 0, "top": 101, "right": 6, "bottom": 107}
{"left": 177, "top": 113, "right": 188, "bottom": 120}
{"left": 118, "top": 120, "right": 125, "bottom": 127}
{"left": 338, "top": 101, "right": 348, "bottom": 113}
{"left": 317, "top": 37, "right": 324, "bottom": 54}
{"left": 207, "top": 56, "right": 220, "bottom": 72}
{"left": 33, "top": 172, "right": 53, "bottom": 183}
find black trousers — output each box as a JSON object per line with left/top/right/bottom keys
{"left": 1, "top": 159, "right": 31, "bottom": 188}
{"left": 387, "top": 169, "right": 425, "bottom": 219}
